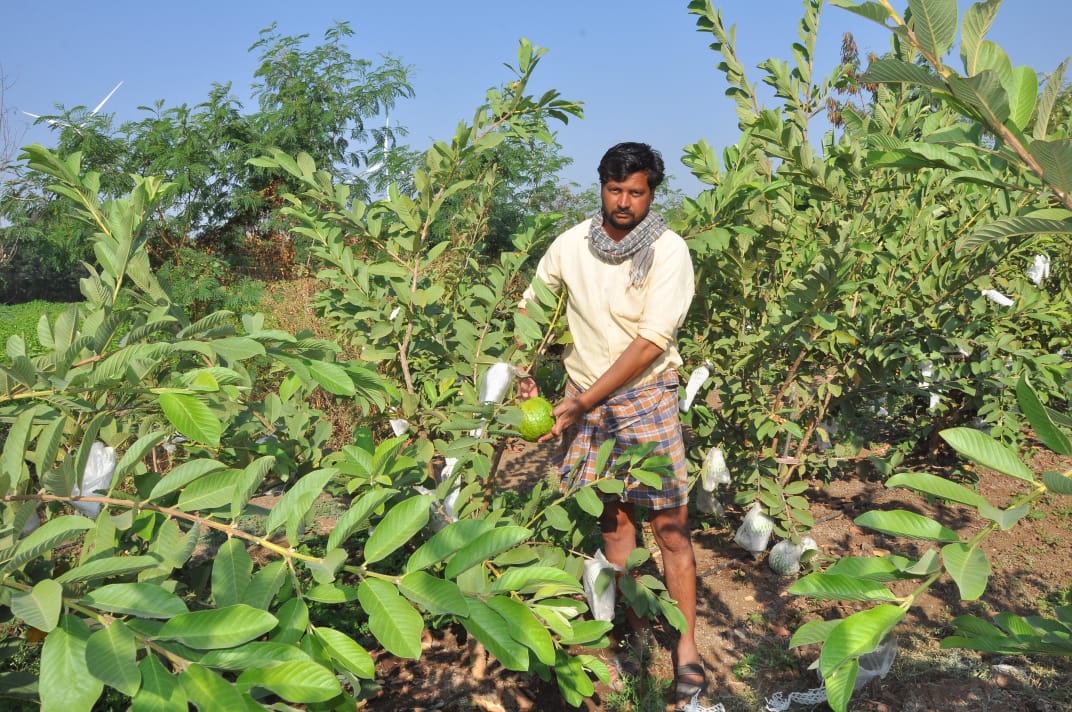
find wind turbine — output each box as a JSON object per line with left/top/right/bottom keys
{"left": 23, "top": 81, "right": 124, "bottom": 133}
{"left": 361, "top": 108, "right": 392, "bottom": 177}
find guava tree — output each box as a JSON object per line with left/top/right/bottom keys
{"left": 676, "top": 0, "right": 1070, "bottom": 546}
{"left": 676, "top": 0, "right": 1072, "bottom": 709}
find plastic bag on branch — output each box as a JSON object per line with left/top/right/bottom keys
{"left": 696, "top": 486, "right": 724, "bottom": 517}
{"left": 71, "top": 441, "right": 116, "bottom": 517}
{"left": 733, "top": 502, "right": 774, "bottom": 558}
{"left": 478, "top": 361, "right": 517, "bottom": 404}
{"left": 678, "top": 361, "right": 712, "bottom": 413}
{"left": 582, "top": 550, "right": 621, "bottom": 622}
{"left": 765, "top": 636, "right": 898, "bottom": 711}
{"left": 701, "top": 446, "right": 731, "bottom": 491}
{"left": 767, "top": 537, "right": 818, "bottom": 576}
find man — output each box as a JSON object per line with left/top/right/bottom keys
{"left": 518, "top": 143, "right": 710, "bottom": 710}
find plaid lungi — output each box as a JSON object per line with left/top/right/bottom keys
{"left": 559, "top": 370, "right": 688, "bottom": 510}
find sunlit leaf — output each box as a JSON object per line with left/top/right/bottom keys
{"left": 855, "top": 510, "right": 960, "bottom": 541}
{"left": 942, "top": 543, "right": 990, "bottom": 600}
{"left": 939, "top": 427, "right": 1034, "bottom": 481}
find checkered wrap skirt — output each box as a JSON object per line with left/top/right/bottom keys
{"left": 559, "top": 370, "right": 688, "bottom": 510}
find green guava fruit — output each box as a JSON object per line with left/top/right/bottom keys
{"left": 518, "top": 397, "right": 555, "bottom": 442}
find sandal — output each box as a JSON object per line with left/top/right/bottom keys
{"left": 674, "top": 662, "right": 726, "bottom": 712}
{"left": 674, "top": 662, "right": 708, "bottom": 703}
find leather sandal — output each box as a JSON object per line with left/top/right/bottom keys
{"left": 674, "top": 662, "right": 708, "bottom": 708}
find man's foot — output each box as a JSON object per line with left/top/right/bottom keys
{"left": 673, "top": 662, "right": 726, "bottom": 711}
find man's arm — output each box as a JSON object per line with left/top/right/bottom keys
{"left": 541, "top": 336, "right": 663, "bottom": 441}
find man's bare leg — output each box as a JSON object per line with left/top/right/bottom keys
{"left": 600, "top": 500, "right": 647, "bottom": 636}
{"left": 649, "top": 504, "right": 703, "bottom": 692}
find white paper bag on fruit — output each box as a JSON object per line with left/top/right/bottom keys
{"left": 582, "top": 550, "right": 621, "bottom": 622}
{"left": 734, "top": 502, "right": 774, "bottom": 558}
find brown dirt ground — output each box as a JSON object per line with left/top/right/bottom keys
{"left": 356, "top": 440, "right": 1072, "bottom": 712}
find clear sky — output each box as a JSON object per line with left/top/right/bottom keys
{"left": 2, "top": 1, "right": 1070, "bottom": 195}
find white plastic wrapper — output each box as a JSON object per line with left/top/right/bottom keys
{"left": 389, "top": 418, "right": 410, "bottom": 436}
{"left": 71, "top": 441, "right": 116, "bottom": 517}
{"left": 982, "top": 289, "right": 1014, "bottom": 307}
{"left": 22, "top": 511, "right": 41, "bottom": 535}
{"left": 734, "top": 502, "right": 774, "bottom": 558}
{"left": 478, "top": 361, "right": 516, "bottom": 404}
{"left": 1027, "top": 253, "right": 1050, "bottom": 285}
{"left": 582, "top": 550, "right": 622, "bottom": 622}
{"left": 678, "top": 361, "right": 712, "bottom": 413}
{"left": 767, "top": 536, "right": 818, "bottom": 576}
{"left": 701, "top": 446, "right": 731, "bottom": 492}
{"left": 696, "top": 486, "right": 724, "bottom": 517}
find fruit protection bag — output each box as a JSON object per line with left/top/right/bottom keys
{"left": 582, "top": 550, "right": 622, "bottom": 622}
{"left": 733, "top": 502, "right": 774, "bottom": 557}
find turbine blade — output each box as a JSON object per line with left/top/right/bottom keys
{"left": 90, "top": 80, "right": 124, "bottom": 115}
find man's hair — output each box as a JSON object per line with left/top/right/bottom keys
{"left": 597, "top": 142, "right": 665, "bottom": 190}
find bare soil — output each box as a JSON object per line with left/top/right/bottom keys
{"left": 357, "top": 440, "right": 1072, "bottom": 712}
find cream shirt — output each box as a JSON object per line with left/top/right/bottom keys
{"left": 522, "top": 218, "right": 695, "bottom": 392}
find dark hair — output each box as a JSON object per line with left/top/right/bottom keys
{"left": 597, "top": 142, "right": 665, "bottom": 190}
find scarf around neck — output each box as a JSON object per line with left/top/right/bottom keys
{"left": 587, "top": 210, "right": 667, "bottom": 288}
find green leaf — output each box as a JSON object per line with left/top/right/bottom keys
{"left": 460, "top": 597, "right": 530, "bottom": 672}
{"left": 491, "top": 566, "right": 584, "bottom": 596}
{"left": 574, "top": 485, "right": 604, "bottom": 517}
{"left": 40, "top": 616, "right": 104, "bottom": 712}
{"left": 158, "top": 393, "right": 222, "bottom": 447}
{"left": 1, "top": 515, "right": 94, "bottom": 576}
{"left": 200, "top": 642, "right": 311, "bottom": 671}
{"left": 0, "top": 406, "right": 36, "bottom": 494}
{"left": 1017, "top": 376, "right": 1072, "bottom": 456}
{"left": 209, "top": 337, "right": 265, "bottom": 362}
{"left": 115, "top": 431, "right": 167, "bottom": 480}
{"left": 313, "top": 627, "right": 376, "bottom": 678}
{"left": 960, "top": 0, "right": 1001, "bottom": 74}
{"left": 861, "top": 57, "right": 946, "bottom": 91}
{"left": 820, "top": 605, "right": 904, "bottom": 682}
{"left": 788, "top": 573, "right": 897, "bottom": 602}
{"left": 979, "top": 501, "right": 1030, "bottom": 529}
{"left": 177, "top": 469, "right": 241, "bottom": 512}
{"left": 942, "top": 543, "right": 990, "bottom": 600}
{"left": 593, "top": 438, "right": 617, "bottom": 475}
{"left": 486, "top": 595, "right": 556, "bottom": 666}
{"left": 398, "top": 571, "right": 470, "bottom": 616}
{"left": 306, "top": 360, "right": 356, "bottom": 396}
{"left": 1006, "top": 65, "right": 1038, "bottom": 131}
{"left": 960, "top": 216, "right": 1072, "bottom": 252}
{"left": 56, "top": 555, "right": 163, "bottom": 584}
{"left": 855, "top": 510, "right": 960, "bottom": 542}
{"left": 134, "top": 655, "right": 187, "bottom": 711}
{"left": 81, "top": 582, "right": 189, "bottom": 619}
{"left": 885, "top": 473, "right": 987, "bottom": 507}
{"left": 178, "top": 664, "right": 248, "bottom": 711}
{"left": 147, "top": 458, "right": 227, "bottom": 500}
{"left": 11, "top": 578, "right": 63, "bottom": 632}
{"left": 445, "top": 525, "right": 532, "bottom": 579}
{"left": 357, "top": 578, "right": 424, "bottom": 659}
{"left": 939, "top": 427, "right": 1035, "bottom": 481}
{"left": 86, "top": 620, "right": 140, "bottom": 696}
{"left": 789, "top": 618, "right": 841, "bottom": 648}
{"left": 263, "top": 468, "right": 336, "bottom": 543}
{"left": 824, "top": 657, "right": 859, "bottom": 712}
{"left": 213, "top": 539, "right": 252, "bottom": 608}
{"left": 1029, "top": 139, "right": 1072, "bottom": 205}
{"left": 1043, "top": 471, "right": 1072, "bottom": 496}
{"left": 242, "top": 560, "right": 289, "bottom": 610}
{"left": 237, "top": 660, "right": 341, "bottom": 703}
{"left": 364, "top": 494, "right": 433, "bottom": 564}
{"left": 825, "top": 556, "right": 904, "bottom": 582}
{"left": 326, "top": 487, "right": 398, "bottom": 551}
{"left": 231, "top": 456, "right": 276, "bottom": 518}
{"left": 156, "top": 605, "right": 278, "bottom": 649}
{"left": 907, "top": 0, "right": 957, "bottom": 60}
{"left": 947, "top": 70, "right": 1010, "bottom": 126}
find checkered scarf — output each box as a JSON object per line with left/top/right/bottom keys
{"left": 587, "top": 210, "right": 667, "bottom": 288}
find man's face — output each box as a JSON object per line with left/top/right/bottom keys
{"left": 600, "top": 170, "right": 653, "bottom": 240}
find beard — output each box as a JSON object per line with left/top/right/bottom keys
{"left": 602, "top": 206, "right": 647, "bottom": 233}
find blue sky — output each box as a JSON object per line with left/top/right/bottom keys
{"left": 3, "top": 1, "right": 1070, "bottom": 194}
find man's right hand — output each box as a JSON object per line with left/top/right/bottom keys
{"left": 517, "top": 375, "right": 539, "bottom": 400}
